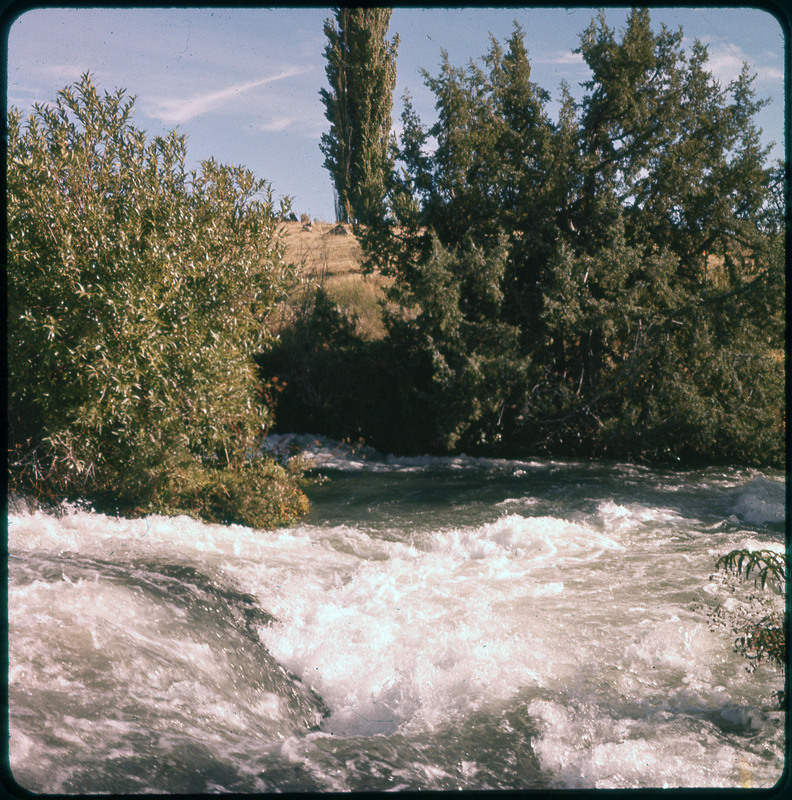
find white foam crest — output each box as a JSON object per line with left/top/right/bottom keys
{"left": 382, "top": 452, "right": 546, "bottom": 472}
{"left": 730, "top": 477, "right": 785, "bottom": 527}
{"left": 725, "top": 537, "right": 786, "bottom": 558}
{"left": 596, "top": 500, "right": 635, "bottom": 533}
{"left": 8, "top": 504, "right": 232, "bottom": 558}
{"left": 523, "top": 602, "right": 786, "bottom": 790}
{"left": 624, "top": 619, "right": 720, "bottom": 677}
{"left": 259, "top": 515, "right": 644, "bottom": 733}
{"left": 496, "top": 496, "right": 540, "bottom": 508}
{"left": 596, "top": 500, "right": 691, "bottom": 533}
{"left": 252, "top": 513, "right": 632, "bottom": 739}
{"left": 430, "top": 514, "right": 626, "bottom": 568}
{"left": 262, "top": 433, "right": 385, "bottom": 470}
{"left": 257, "top": 538, "right": 569, "bottom": 736}
{"left": 7, "top": 504, "right": 364, "bottom": 572}
{"left": 527, "top": 696, "right": 782, "bottom": 788}
{"left": 262, "top": 433, "right": 552, "bottom": 473}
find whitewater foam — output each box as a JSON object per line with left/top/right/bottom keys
{"left": 8, "top": 456, "right": 786, "bottom": 792}
{"left": 730, "top": 477, "right": 785, "bottom": 527}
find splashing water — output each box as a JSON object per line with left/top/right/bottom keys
{"left": 7, "top": 446, "right": 786, "bottom": 792}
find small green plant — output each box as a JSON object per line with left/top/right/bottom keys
{"left": 7, "top": 74, "right": 308, "bottom": 527}
{"left": 717, "top": 549, "right": 786, "bottom": 592}
{"left": 712, "top": 548, "right": 786, "bottom": 704}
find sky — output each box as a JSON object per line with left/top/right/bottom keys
{"left": 5, "top": 3, "right": 787, "bottom": 222}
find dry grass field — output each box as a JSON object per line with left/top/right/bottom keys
{"left": 278, "top": 220, "right": 391, "bottom": 339}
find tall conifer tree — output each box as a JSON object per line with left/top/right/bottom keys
{"left": 320, "top": 7, "right": 399, "bottom": 224}
{"left": 360, "top": 10, "right": 783, "bottom": 464}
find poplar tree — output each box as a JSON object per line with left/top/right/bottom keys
{"left": 320, "top": 7, "right": 399, "bottom": 224}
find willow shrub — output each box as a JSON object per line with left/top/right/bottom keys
{"left": 714, "top": 549, "right": 786, "bottom": 706}
{"left": 7, "top": 74, "right": 308, "bottom": 528}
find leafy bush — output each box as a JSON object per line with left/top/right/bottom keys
{"left": 144, "top": 456, "right": 311, "bottom": 529}
{"left": 7, "top": 74, "right": 308, "bottom": 526}
{"left": 712, "top": 549, "right": 786, "bottom": 705}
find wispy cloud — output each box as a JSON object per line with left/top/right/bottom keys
{"left": 256, "top": 86, "right": 327, "bottom": 138}
{"left": 146, "top": 66, "right": 313, "bottom": 124}
{"left": 678, "top": 35, "right": 783, "bottom": 89}
{"left": 705, "top": 43, "right": 783, "bottom": 86}
{"left": 536, "top": 49, "right": 586, "bottom": 67}
{"left": 259, "top": 107, "right": 326, "bottom": 139}
{"left": 260, "top": 116, "right": 296, "bottom": 133}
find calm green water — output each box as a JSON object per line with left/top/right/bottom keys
{"left": 7, "top": 440, "right": 787, "bottom": 791}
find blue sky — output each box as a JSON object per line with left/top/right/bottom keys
{"left": 6, "top": 4, "right": 787, "bottom": 222}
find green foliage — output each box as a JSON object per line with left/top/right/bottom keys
{"left": 145, "top": 456, "right": 312, "bottom": 529}
{"left": 713, "top": 549, "right": 786, "bottom": 694}
{"left": 7, "top": 74, "right": 308, "bottom": 526}
{"left": 357, "top": 9, "right": 784, "bottom": 466}
{"left": 381, "top": 232, "right": 527, "bottom": 452}
{"left": 257, "top": 287, "right": 433, "bottom": 454}
{"left": 320, "top": 7, "right": 399, "bottom": 224}
{"left": 717, "top": 549, "right": 786, "bottom": 591}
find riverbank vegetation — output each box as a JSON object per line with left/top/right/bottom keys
{"left": 7, "top": 74, "right": 309, "bottom": 527}
{"left": 263, "top": 8, "right": 784, "bottom": 468}
{"left": 6, "top": 9, "right": 784, "bottom": 531}
{"left": 712, "top": 549, "right": 787, "bottom": 706}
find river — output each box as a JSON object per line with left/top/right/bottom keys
{"left": 7, "top": 435, "right": 787, "bottom": 791}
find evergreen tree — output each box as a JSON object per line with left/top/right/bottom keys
{"left": 320, "top": 7, "right": 399, "bottom": 225}
{"left": 361, "top": 28, "right": 556, "bottom": 451}
{"left": 361, "top": 10, "right": 783, "bottom": 465}
{"left": 536, "top": 7, "right": 784, "bottom": 463}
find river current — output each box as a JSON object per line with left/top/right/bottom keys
{"left": 6, "top": 435, "right": 787, "bottom": 792}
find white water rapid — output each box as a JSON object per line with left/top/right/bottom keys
{"left": 7, "top": 437, "right": 787, "bottom": 791}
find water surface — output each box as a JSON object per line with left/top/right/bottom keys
{"left": 7, "top": 438, "right": 786, "bottom": 791}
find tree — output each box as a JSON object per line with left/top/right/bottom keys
{"left": 359, "top": 27, "right": 557, "bottom": 452}
{"left": 320, "top": 7, "right": 399, "bottom": 224}
{"left": 7, "top": 74, "right": 309, "bottom": 527}
{"left": 534, "top": 7, "right": 784, "bottom": 464}
{"left": 360, "top": 10, "right": 783, "bottom": 465}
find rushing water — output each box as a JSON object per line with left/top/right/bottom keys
{"left": 7, "top": 436, "right": 787, "bottom": 792}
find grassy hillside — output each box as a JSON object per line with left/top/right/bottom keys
{"left": 279, "top": 220, "right": 391, "bottom": 339}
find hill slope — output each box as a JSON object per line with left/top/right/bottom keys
{"left": 280, "top": 220, "right": 390, "bottom": 339}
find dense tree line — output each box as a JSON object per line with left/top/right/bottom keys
{"left": 9, "top": 10, "right": 782, "bottom": 535}
{"left": 267, "top": 8, "right": 784, "bottom": 467}
{"left": 7, "top": 75, "right": 309, "bottom": 526}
